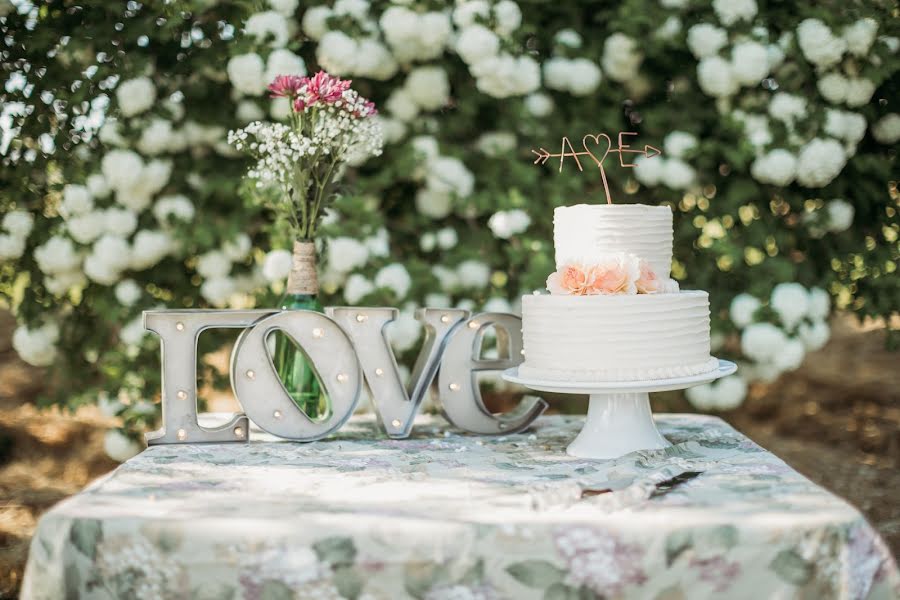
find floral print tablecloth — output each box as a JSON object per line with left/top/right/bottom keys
{"left": 22, "top": 414, "right": 899, "bottom": 600}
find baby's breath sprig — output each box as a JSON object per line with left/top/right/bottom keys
{"left": 227, "top": 71, "right": 383, "bottom": 239}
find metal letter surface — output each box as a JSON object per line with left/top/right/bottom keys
{"left": 143, "top": 309, "right": 276, "bottom": 445}
{"left": 327, "top": 307, "right": 468, "bottom": 437}
{"left": 438, "top": 312, "right": 547, "bottom": 434}
{"left": 231, "top": 310, "right": 361, "bottom": 441}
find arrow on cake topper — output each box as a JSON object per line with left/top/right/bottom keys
{"left": 530, "top": 132, "right": 662, "bottom": 204}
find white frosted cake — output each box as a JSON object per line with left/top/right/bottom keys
{"left": 520, "top": 204, "right": 718, "bottom": 382}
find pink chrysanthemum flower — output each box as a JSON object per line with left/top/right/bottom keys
{"left": 306, "top": 71, "right": 352, "bottom": 105}
{"left": 268, "top": 74, "right": 305, "bottom": 98}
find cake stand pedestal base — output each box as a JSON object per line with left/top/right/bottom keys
{"left": 567, "top": 392, "right": 669, "bottom": 459}
{"left": 502, "top": 359, "right": 737, "bottom": 460}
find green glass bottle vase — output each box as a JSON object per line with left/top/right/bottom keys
{"left": 272, "top": 241, "right": 330, "bottom": 420}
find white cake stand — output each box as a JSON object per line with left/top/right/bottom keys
{"left": 502, "top": 359, "right": 737, "bottom": 460}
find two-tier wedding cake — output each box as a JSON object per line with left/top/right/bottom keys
{"left": 519, "top": 203, "right": 719, "bottom": 382}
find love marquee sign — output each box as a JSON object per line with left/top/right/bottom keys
{"left": 143, "top": 307, "right": 548, "bottom": 445}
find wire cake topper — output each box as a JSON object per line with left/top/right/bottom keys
{"left": 531, "top": 132, "right": 662, "bottom": 204}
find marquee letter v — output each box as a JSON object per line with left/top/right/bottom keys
{"left": 327, "top": 307, "right": 468, "bottom": 438}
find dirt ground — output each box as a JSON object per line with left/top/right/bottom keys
{"left": 0, "top": 311, "right": 897, "bottom": 598}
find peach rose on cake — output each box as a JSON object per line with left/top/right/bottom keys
{"left": 635, "top": 259, "right": 661, "bottom": 293}
{"left": 589, "top": 253, "right": 640, "bottom": 295}
{"left": 547, "top": 263, "right": 594, "bottom": 295}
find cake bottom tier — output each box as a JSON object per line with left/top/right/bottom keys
{"left": 519, "top": 290, "right": 718, "bottom": 382}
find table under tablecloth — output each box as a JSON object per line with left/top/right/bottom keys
{"left": 21, "top": 414, "right": 899, "bottom": 600}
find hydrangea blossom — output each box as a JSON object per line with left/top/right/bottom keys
{"left": 374, "top": 263, "right": 412, "bottom": 298}
{"left": 729, "top": 293, "right": 761, "bottom": 328}
{"left": 843, "top": 18, "right": 878, "bottom": 57}
{"left": 470, "top": 53, "right": 540, "bottom": 98}
{"left": 687, "top": 375, "right": 747, "bottom": 410}
{"left": 741, "top": 322, "right": 788, "bottom": 363}
{"left": 116, "top": 76, "right": 156, "bottom": 117}
{"left": 380, "top": 7, "right": 451, "bottom": 63}
{"left": 817, "top": 72, "right": 849, "bottom": 104}
{"left": 301, "top": 6, "right": 331, "bottom": 40}
{"left": 316, "top": 31, "right": 359, "bottom": 76}
{"left": 601, "top": 34, "right": 642, "bottom": 82}
{"left": 798, "top": 320, "right": 830, "bottom": 351}
{"left": 114, "top": 280, "right": 142, "bottom": 306}
{"left": 768, "top": 92, "right": 807, "bottom": 126}
{"left": 713, "top": 0, "right": 757, "bottom": 26}
{"left": 227, "top": 53, "right": 268, "bottom": 96}
{"left": 795, "top": 138, "right": 847, "bottom": 188}
{"left": 687, "top": 23, "right": 728, "bottom": 59}
{"left": 771, "top": 282, "right": 810, "bottom": 330}
{"left": 872, "top": 113, "right": 900, "bottom": 144}
{"left": 797, "top": 19, "right": 846, "bottom": 69}
{"left": 2, "top": 210, "right": 34, "bottom": 238}
{"left": 543, "top": 57, "right": 602, "bottom": 96}
{"left": 435, "top": 227, "right": 458, "bottom": 249}
{"left": 404, "top": 67, "right": 450, "bottom": 110}
{"left": 493, "top": 0, "right": 522, "bottom": 36}
{"left": 343, "top": 273, "right": 375, "bottom": 303}
{"left": 457, "top": 260, "right": 491, "bottom": 288}
{"left": 262, "top": 249, "right": 293, "bottom": 282}
{"left": 824, "top": 109, "right": 867, "bottom": 148}
{"left": 845, "top": 78, "right": 875, "bottom": 108}
{"left": 327, "top": 237, "right": 369, "bottom": 273}
{"left": 826, "top": 199, "right": 855, "bottom": 232}
{"left": 245, "top": 11, "right": 289, "bottom": 47}
{"left": 488, "top": 209, "right": 531, "bottom": 239}
{"left": 476, "top": 131, "right": 516, "bottom": 156}
{"left": 750, "top": 149, "right": 797, "bottom": 186}
{"left": 731, "top": 41, "right": 770, "bottom": 86}
{"left": 524, "top": 93, "right": 554, "bottom": 117}
{"left": 697, "top": 56, "right": 738, "bottom": 97}
{"left": 12, "top": 322, "right": 60, "bottom": 367}
{"left": 663, "top": 131, "right": 698, "bottom": 158}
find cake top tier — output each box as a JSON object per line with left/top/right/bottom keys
{"left": 553, "top": 204, "right": 673, "bottom": 279}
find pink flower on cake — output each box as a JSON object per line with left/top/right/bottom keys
{"left": 547, "top": 263, "right": 593, "bottom": 295}
{"left": 589, "top": 253, "right": 639, "bottom": 295}
{"left": 635, "top": 259, "right": 660, "bottom": 294}
{"left": 547, "top": 253, "right": 659, "bottom": 296}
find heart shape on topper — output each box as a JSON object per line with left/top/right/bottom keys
{"left": 582, "top": 133, "right": 612, "bottom": 167}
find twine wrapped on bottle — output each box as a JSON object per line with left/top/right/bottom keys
{"left": 286, "top": 241, "right": 319, "bottom": 295}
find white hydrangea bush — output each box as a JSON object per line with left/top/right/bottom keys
{"left": 1, "top": 1, "right": 897, "bottom": 450}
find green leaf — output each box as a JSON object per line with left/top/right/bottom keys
{"left": 69, "top": 519, "right": 103, "bottom": 559}
{"left": 259, "top": 580, "right": 293, "bottom": 600}
{"left": 506, "top": 560, "right": 566, "bottom": 588}
{"left": 770, "top": 550, "right": 814, "bottom": 586}
{"left": 460, "top": 559, "right": 485, "bottom": 585}
{"left": 63, "top": 563, "right": 81, "bottom": 600}
{"left": 404, "top": 563, "right": 450, "bottom": 600}
{"left": 313, "top": 536, "right": 357, "bottom": 567}
{"left": 543, "top": 582, "right": 598, "bottom": 600}
{"left": 665, "top": 530, "right": 692, "bottom": 567}
{"left": 706, "top": 525, "right": 739, "bottom": 549}
{"left": 654, "top": 584, "right": 687, "bottom": 600}
{"left": 333, "top": 565, "right": 363, "bottom": 600}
